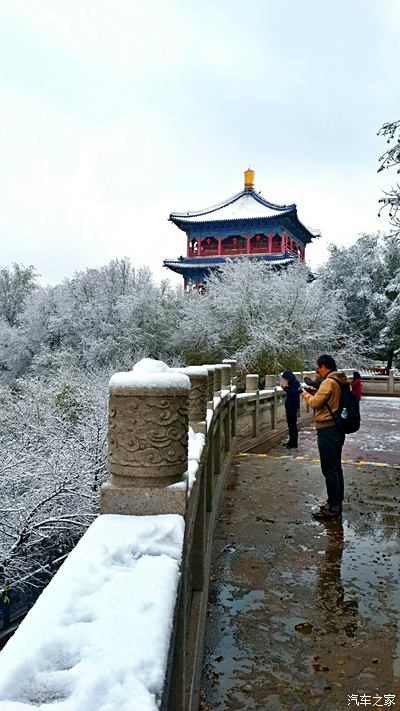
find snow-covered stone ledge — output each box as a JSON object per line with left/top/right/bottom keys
{"left": 0, "top": 514, "right": 184, "bottom": 711}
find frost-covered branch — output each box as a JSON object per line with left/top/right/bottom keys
{"left": 378, "top": 120, "right": 400, "bottom": 235}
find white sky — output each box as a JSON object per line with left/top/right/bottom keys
{"left": 0, "top": 0, "right": 399, "bottom": 287}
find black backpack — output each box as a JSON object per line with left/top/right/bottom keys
{"left": 326, "top": 378, "right": 361, "bottom": 434}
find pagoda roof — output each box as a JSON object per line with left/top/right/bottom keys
{"left": 170, "top": 188, "right": 296, "bottom": 226}
{"left": 163, "top": 254, "right": 295, "bottom": 277}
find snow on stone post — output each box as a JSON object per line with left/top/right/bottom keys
{"left": 100, "top": 360, "right": 190, "bottom": 516}
{"left": 389, "top": 368, "right": 395, "bottom": 393}
{"left": 177, "top": 366, "right": 208, "bottom": 435}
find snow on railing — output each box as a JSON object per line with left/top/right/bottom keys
{"left": 0, "top": 514, "right": 184, "bottom": 711}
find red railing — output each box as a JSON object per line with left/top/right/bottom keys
{"left": 222, "top": 246, "right": 247, "bottom": 255}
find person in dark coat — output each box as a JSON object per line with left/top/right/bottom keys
{"left": 304, "top": 374, "right": 323, "bottom": 392}
{"left": 280, "top": 370, "right": 301, "bottom": 448}
{"left": 350, "top": 371, "right": 362, "bottom": 402}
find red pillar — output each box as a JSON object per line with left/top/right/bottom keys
{"left": 268, "top": 234, "right": 272, "bottom": 253}
{"left": 280, "top": 233, "right": 284, "bottom": 253}
{"left": 187, "top": 238, "right": 190, "bottom": 258}
{"left": 246, "top": 234, "right": 251, "bottom": 254}
{"left": 197, "top": 238, "right": 202, "bottom": 256}
{"left": 217, "top": 237, "right": 222, "bottom": 256}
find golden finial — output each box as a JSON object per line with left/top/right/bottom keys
{"left": 244, "top": 167, "right": 255, "bottom": 190}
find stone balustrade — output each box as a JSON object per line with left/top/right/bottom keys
{"left": 2, "top": 362, "right": 399, "bottom": 711}
{"left": 358, "top": 369, "right": 399, "bottom": 395}
{"left": 98, "top": 360, "right": 315, "bottom": 710}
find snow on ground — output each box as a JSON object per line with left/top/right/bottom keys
{"left": 0, "top": 514, "right": 185, "bottom": 711}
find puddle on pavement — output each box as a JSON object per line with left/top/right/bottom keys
{"left": 201, "top": 451, "right": 400, "bottom": 709}
{"left": 203, "top": 584, "right": 266, "bottom": 703}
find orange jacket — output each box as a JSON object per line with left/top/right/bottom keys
{"left": 302, "top": 371, "right": 348, "bottom": 429}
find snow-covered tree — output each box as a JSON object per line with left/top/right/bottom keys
{"left": 17, "top": 259, "right": 183, "bottom": 372}
{"left": 378, "top": 120, "right": 400, "bottom": 236}
{"left": 379, "top": 236, "right": 400, "bottom": 366}
{"left": 175, "top": 258, "right": 358, "bottom": 373}
{"left": 319, "top": 233, "right": 400, "bottom": 370}
{"left": 0, "top": 264, "right": 37, "bottom": 328}
{"left": 0, "top": 357, "right": 109, "bottom": 593}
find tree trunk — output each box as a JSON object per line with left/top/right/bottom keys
{"left": 386, "top": 346, "right": 394, "bottom": 375}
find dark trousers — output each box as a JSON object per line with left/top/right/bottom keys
{"left": 286, "top": 410, "right": 298, "bottom": 446}
{"left": 317, "top": 426, "right": 345, "bottom": 512}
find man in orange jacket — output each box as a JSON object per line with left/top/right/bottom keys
{"left": 300, "top": 354, "right": 348, "bottom": 519}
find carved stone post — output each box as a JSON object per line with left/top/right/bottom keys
{"left": 177, "top": 366, "right": 208, "bottom": 434}
{"left": 223, "top": 358, "right": 237, "bottom": 386}
{"left": 100, "top": 370, "right": 190, "bottom": 516}
{"left": 213, "top": 365, "right": 222, "bottom": 396}
{"left": 389, "top": 368, "right": 394, "bottom": 393}
{"left": 246, "top": 374, "right": 259, "bottom": 392}
{"left": 265, "top": 374, "right": 277, "bottom": 389}
{"left": 245, "top": 374, "right": 259, "bottom": 438}
{"left": 220, "top": 364, "right": 231, "bottom": 391}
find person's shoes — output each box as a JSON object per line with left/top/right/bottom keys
{"left": 318, "top": 502, "right": 342, "bottom": 513}
{"left": 312, "top": 506, "right": 341, "bottom": 520}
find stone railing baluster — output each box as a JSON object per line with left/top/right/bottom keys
{"left": 213, "top": 365, "right": 222, "bottom": 397}
{"left": 220, "top": 364, "right": 231, "bottom": 391}
{"left": 177, "top": 366, "right": 208, "bottom": 434}
{"left": 222, "top": 358, "right": 237, "bottom": 387}
{"left": 245, "top": 374, "right": 259, "bottom": 392}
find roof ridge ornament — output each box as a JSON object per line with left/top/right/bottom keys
{"left": 244, "top": 167, "right": 255, "bottom": 190}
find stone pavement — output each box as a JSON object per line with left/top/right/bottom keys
{"left": 200, "top": 398, "right": 400, "bottom": 710}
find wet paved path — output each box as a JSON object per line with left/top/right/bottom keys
{"left": 200, "top": 398, "right": 400, "bottom": 710}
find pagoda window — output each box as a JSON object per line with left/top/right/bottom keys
{"left": 271, "top": 234, "right": 282, "bottom": 254}
{"left": 222, "top": 235, "right": 246, "bottom": 255}
{"left": 201, "top": 237, "right": 218, "bottom": 255}
{"left": 250, "top": 233, "right": 268, "bottom": 254}
{"left": 291, "top": 241, "right": 299, "bottom": 254}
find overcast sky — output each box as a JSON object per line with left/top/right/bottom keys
{"left": 0, "top": 0, "right": 399, "bottom": 287}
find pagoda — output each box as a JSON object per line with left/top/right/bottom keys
{"left": 163, "top": 169, "right": 318, "bottom": 290}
